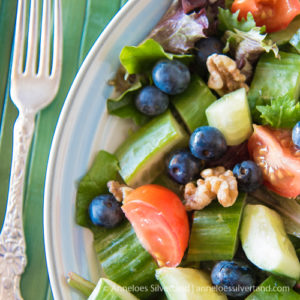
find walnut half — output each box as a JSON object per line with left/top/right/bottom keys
{"left": 184, "top": 166, "right": 238, "bottom": 211}
{"left": 207, "top": 54, "right": 249, "bottom": 96}
{"left": 107, "top": 181, "right": 133, "bottom": 202}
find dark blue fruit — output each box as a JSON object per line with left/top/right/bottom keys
{"left": 167, "top": 149, "right": 204, "bottom": 184}
{"left": 89, "top": 194, "right": 124, "bottom": 228}
{"left": 211, "top": 260, "right": 256, "bottom": 297}
{"left": 152, "top": 59, "right": 191, "bottom": 95}
{"left": 195, "top": 37, "right": 224, "bottom": 76}
{"left": 292, "top": 121, "right": 300, "bottom": 148}
{"left": 233, "top": 160, "right": 263, "bottom": 192}
{"left": 189, "top": 126, "right": 227, "bottom": 161}
{"left": 135, "top": 86, "right": 169, "bottom": 116}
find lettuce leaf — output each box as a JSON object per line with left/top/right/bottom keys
{"left": 148, "top": 0, "right": 209, "bottom": 54}
{"left": 256, "top": 96, "right": 300, "bottom": 129}
{"left": 218, "top": 8, "right": 256, "bottom": 32}
{"left": 107, "top": 81, "right": 150, "bottom": 126}
{"left": 76, "top": 151, "right": 120, "bottom": 227}
{"left": 120, "top": 39, "right": 193, "bottom": 75}
{"left": 224, "top": 27, "right": 279, "bottom": 79}
{"left": 251, "top": 188, "right": 300, "bottom": 238}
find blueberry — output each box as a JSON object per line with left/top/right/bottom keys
{"left": 89, "top": 194, "right": 124, "bottom": 228}
{"left": 152, "top": 60, "right": 191, "bottom": 95}
{"left": 233, "top": 160, "right": 263, "bottom": 192}
{"left": 167, "top": 149, "right": 204, "bottom": 184}
{"left": 195, "top": 37, "right": 224, "bottom": 76}
{"left": 292, "top": 121, "right": 300, "bottom": 148}
{"left": 135, "top": 86, "right": 169, "bottom": 116}
{"left": 211, "top": 260, "right": 256, "bottom": 297}
{"left": 189, "top": 126, "right": 227, "bottom": 161}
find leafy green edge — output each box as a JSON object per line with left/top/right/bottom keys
{"left": 75, "top": 150, "right": 120, "bottom": 227}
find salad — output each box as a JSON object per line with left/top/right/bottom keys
{"left": 67, "top": 0, "right": 300, "bottom": 299}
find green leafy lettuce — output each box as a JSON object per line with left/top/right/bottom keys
{"left": 108, "top": 39, "right": 193, "bottom": 125}
{"left": 256, "top": 96, "right": 300, "bottom": 129}
{"left": 218, "top": 8, "right": 256, "bottom": 32}
{"left": 250, "top": 188, "right": 300, "bottom": 238}
{"left": 219, "top": 9, "right": 278, "bottom": 80}
{"left": 76, "top": 150, "right": 120, "bottom": 227}
{"left": 147, "top": 0, "right": 209, "bottom": 54}
{"left": 120, "top": 39, "right": 193, "bottom": 75}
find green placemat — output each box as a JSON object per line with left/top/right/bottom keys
{"left": 0, "top": 0, "right": 127, "bottom": 298}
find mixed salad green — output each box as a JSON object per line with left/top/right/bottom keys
{"left": 67, "top": 0, "right": 300, "bottom": 299}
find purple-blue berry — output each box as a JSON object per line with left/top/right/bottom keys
{"left": 135, "top": 86, "right": 169, "bottom": 116}
{"left": 233, "top": 160, "right": 263, "bottom": 192}
{"left": 189, "top": 126, "right": 227, "bottom": 161}
{"left": 167, "top": 149, "right": 204, "bottom": 184}
{"left": 89, "top": 194, "right": 124, "bottom": 228}
{"left": 152, "top": 60, "right": 191, "bottom": 95}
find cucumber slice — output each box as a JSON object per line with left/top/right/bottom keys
{"left": 93, "top": 221, "right": 159, "bottom": 299}
{"left": 246, "top": 276, "right": 300, "bottom": 300}
{"left": 115, "top": 110, "right": 188, "bottom": 187}
{"left": 205, "top": 88, "right": 252, "bottom": 146}
{"left": 172, "top": 75, "right": 217, "bottom": 132}
{"left": 186, "top": 192, "right": 246, "bottom": 262}
{"left": 88, "top": 278, "right": 139, "bottom": 300}
{"left": 156, "top": 267, "right": 227, "bottom": 300}
{"left": 248, "top": 51, "right": 300, "bottom": 121}
{"left": 240, "top": 204, "right": 300, "bottom": 280}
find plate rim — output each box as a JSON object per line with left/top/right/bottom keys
{"left": 43, "top": 0, "right": 143, "bottom": 298}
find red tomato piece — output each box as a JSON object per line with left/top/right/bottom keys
{"left": 122, "top": 184, "right": 189, "bottom": 267}
{"left": 232, "top": 0, "right": 300, "bottom": 32}
{"left": 248, "top": 125, "right": 300, "bottom": 198}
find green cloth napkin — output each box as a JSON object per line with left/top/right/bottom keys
{"left": 0, "top": 0, "right": 127, "bottom": 298}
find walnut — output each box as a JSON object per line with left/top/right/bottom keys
{"left": 107, "top": 180, "right": 133, "bottom": 202}
{"left": 184, "top": 167, "right": 238, "bottom": 211}
{"left": 207, "top": 54, "right": 249, "bottom": 96}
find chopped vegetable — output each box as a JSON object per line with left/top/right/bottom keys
{"left": 250, "top": 188, "right": 300, "bottom": 238}
{"left": 156, "top": 267, "right": 227, "bottom": 300}
{"left": 186, "top": 193, "right": 246, "bottom": 261}
{"left": 115, "top": 110, "right": 188, "bottom": 187}
{"left": 248, "top": 125, "right": 300, "bottom": 198}
{"left": 240, "top": 204, "right": 300, "bottom": 280}
{"left": 122, "top": 184, "right": 190, "bottom": 267}
{"left": 231, "top": 0, "right": 300, "bottom": 33}
{"left": 206, "top": 88, "right": 253, "bottom": 146}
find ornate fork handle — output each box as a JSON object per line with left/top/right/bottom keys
{"left": 0, "top": 111, "right": 35, "bottom": 300}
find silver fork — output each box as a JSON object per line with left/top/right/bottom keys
{"left": 0, "top": 0, "right": 62, "bottom": 298}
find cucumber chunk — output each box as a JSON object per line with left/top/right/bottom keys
{"left": 248, "top": 52, "right": 300, "bottom": 121}
{"left": 206, "top": 88, "right": 252, "bottom": 145}
{"left": 186, "top": 192, "right": 246, "bottom": 262}
{"left": 156, "top": 267, "right": 227, "bottom": 300}
{"left": 172, "top": 75, "right": 217, "bottom": 132}
{"left": 93, "top": 221, "right": 159, "bottom": 299}
{"left": 246, "top": 276, "right": 300, "bottom": 300}
{"left": 240, "top": 204, "right": 300, "bottom": 280}
{"left": 88, "top": 278, "right": 138, "bottom": 300}
{"left": 115, "top": 110, "right": 188, "bottom": 187}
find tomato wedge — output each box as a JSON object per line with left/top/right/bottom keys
{"left": 122, "top": 184, "right": 189, "bottom": 267}
{"left": 231, "top": 0, "right": 300, "bottom": 32}
{"left": 248, "top": 125, "right": 300, "bottom": 198}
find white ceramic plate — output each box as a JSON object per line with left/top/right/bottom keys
{"left": 44, "top": 0, "right": 173, "bottom": 299}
